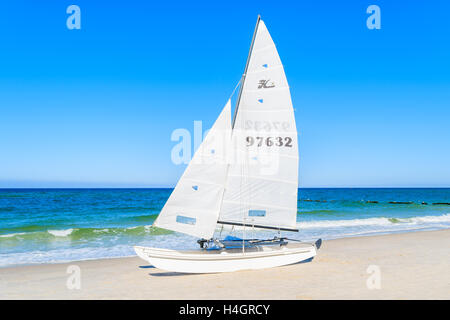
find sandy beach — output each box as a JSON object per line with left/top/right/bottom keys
{"left": 1, "top": 229, "right": 449, "bottom": 300}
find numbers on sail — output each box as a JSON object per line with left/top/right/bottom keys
{"left": 284, "top": 137, "right": 293, "bottom": 147}
{"left": 246, "top": 136, "right": 293, "bottom": 148}
{"left": 245, "top": 120, "right": 290, "bottom": 132}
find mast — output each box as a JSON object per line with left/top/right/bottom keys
{"left": 231, "top": 15, "right": 261, "bottom": 129}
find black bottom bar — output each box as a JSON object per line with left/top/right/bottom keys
{"left": 1, "top": 300, "right": 439, "bottom": 319}
{"left": 217, "top": 220, "right": 299, "bottom": 232}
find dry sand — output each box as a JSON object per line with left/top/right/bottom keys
{"left": 1, "top": 229, "right": 449, "bottom": 299}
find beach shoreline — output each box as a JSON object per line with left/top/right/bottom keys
{"left": 1, "top": 229, "right": 449, "bottom": 300}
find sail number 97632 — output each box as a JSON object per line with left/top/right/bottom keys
{"left": 246, "top": 136, "right": 293, "bottom": 147}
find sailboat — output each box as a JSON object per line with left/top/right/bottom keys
{"left": 134, "top": 16, "right": 321, "bottom": 273}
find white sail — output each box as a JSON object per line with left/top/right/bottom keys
{"left": 218, "top": 19, "right": 299, "bottom": 231}
{"left": 154, "top": 101, "right": 231, "bottom": 239}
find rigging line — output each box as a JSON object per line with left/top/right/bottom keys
{"left": 283, "top": 237, "right": 302, "bottom": 242}
{"left": 283, "top": 237, "right": 320, "bottom": 248}
{"left": 241, "top": 140, "right": 245, "bottom": 252}
{"left": 228, "top": 79, "right": 241, "bottom": 101}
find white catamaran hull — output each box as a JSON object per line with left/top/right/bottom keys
{"left": 134, "top": 243, "right": 317, "bottom": 273}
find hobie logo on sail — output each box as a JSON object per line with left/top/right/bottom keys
{"left": 258, "top": 79, "right": 275, "bottom": 89}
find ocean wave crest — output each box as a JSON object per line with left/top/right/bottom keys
{"left": 0, "top": 225, "right": 171, "bottom": 243}
{"left": 48, "top": 229, "right": 74, "bottom": 237}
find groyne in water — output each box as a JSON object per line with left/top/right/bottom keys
{"left": 300, "top": 200, "right": 450, "bottom": 206}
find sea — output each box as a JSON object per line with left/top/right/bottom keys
{"left": 1, "top": 188, "right": 449, "bottom": 267}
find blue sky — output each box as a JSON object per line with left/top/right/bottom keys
{"left": 0, "top": 0, "right": 449, "bottom": 188}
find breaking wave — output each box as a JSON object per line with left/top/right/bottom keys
{"left": 0, "top": 225, "right": 171, "bottom": 243}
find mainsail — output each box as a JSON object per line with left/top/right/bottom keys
{"left": 154, "top": 17, "right": 298, "bottom": 238}
{"left": 153, "top": 101, "right": 231, "bottom": 239}
{"left": 217, "top": 17, "right": 299, "bottom": 231}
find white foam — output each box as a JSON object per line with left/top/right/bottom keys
{"left": 0, "top": 245, "right": 136, "bottom": 268}
{"left": 413, "top": 214, "right": 450, "bottom": 223}
{"left": 93, "top": 229, "right": 109, "bottom": 233}
{"left": 0, "top": 232, "right": 26, "bottom": 238}
{"left": 47, "top": 229, "right": 74, "bottom": 237}
{"left": 297, "top": 214, "right": 450, "bottom": 229}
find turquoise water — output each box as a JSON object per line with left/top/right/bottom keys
{"left": 1, "top": 188, "right": 449, "bottom": 267}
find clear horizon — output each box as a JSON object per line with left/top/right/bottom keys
{"left": 1, "top": 1, "right": 449, "bottom": 188}
{"left": 2, "top": 185, "right": 450, "bottom": 189}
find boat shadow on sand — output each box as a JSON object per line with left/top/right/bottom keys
{"left": 149, "top": 271, "right": 194, "bottom": 277}
{"left": 139, "top": 264, "right": 197, "bottom": 277}
{"left": 139, "top": 265, "right": 155, "bottom": 269}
